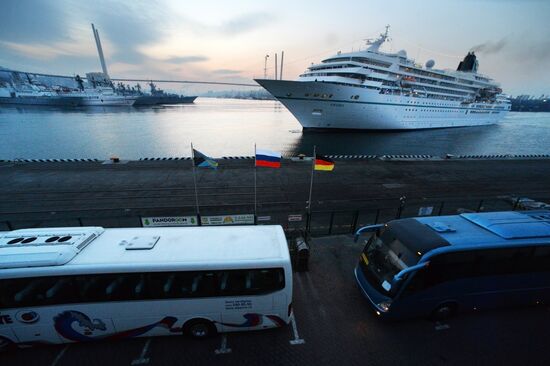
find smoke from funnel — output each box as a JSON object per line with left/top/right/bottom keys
{"left": 471, "top": 38, "right": 508, "bottom": 54}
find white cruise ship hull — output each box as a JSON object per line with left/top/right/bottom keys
{"left": 256, "top": 79, "right": 509, "bottom": 130}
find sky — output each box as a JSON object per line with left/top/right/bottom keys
{"left": 1, "top": 0, "right": 549, "bottom": 95}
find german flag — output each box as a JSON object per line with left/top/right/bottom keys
{"left": 314, "top": 154, "right": 335, "bottom": 171}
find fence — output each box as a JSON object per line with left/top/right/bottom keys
{"left": 2, "top": 195, "right": 548, "bottom": 238}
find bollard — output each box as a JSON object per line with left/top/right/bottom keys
{"left": 294, "top": 237, "right": 310, "bottom": 272}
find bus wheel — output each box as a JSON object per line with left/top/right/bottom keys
{"left": 183, "top": 319, "right": 217, "bottom": 339}
{"left": 0, "top": 336, "right": 13, "bottom": 352}
{"left": 430, "top": 302, "right": 457, "bottom": 321}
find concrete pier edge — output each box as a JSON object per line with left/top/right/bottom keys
{"left": 1, "top": 154, "right": 550, "bottom": 164}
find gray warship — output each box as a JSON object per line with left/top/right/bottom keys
{"left": 132, "top": 82, "right": 197, "bottom": 106}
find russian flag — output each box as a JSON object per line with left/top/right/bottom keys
{"left": 256, "top": 149, "right": 281, "bottom": 168}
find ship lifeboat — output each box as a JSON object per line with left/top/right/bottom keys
{"left": 399, "top": 75, "right": 416, "bottom": 88}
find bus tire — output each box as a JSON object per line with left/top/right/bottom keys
{"left": 430, "top": 302, "right": 457, "bottom": 321}
{"left": 183, "top": 319, "right": 217, "bottom": 339}
{"left": 0, "top": 336, "right": 14, "bottom": 353}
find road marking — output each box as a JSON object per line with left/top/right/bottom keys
{"left": 434, "top": 322, "right": 450, "bottom": 331}
{"left": 131, "top": 338, "right": 152, "bottom": 365}
{"left": 289, "top": 314, "right": 305, "bottom": 345}
{"left": 51, "top": 345, "right": 69, "bottom": 366}
{"left": 215, "top": 334, "right": 232, "bottom": 354}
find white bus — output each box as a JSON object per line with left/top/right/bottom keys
{"left": 0, "top": 225, "right": 292, "bottom": 350}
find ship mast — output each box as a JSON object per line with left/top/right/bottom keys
{"left": 366, "top": 25, "right": 390, "bottom": 52}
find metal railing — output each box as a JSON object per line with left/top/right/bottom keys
{"left": 2, "top": 195, "right": 548, "bottom": 237}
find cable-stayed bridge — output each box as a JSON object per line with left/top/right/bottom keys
{"left": 4, "top": 69, "right": 260, "bottom": 88}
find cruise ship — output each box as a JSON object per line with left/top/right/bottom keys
{"left": 256, "top": 27, "right": 511, "bottom": 130}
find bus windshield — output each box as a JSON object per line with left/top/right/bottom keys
{"left": 361, "top": 229, "right": 418, "bottom": 296}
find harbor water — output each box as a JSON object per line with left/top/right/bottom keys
{"left": 0, "top": 98, "right": 549, "bottom": 160}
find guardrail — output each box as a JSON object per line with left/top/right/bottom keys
{"left": 2, "top": 195, "right": 548, "bottom": 236}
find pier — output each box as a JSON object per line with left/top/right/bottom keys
{"left": 1, "top": 157, "right": 549, "bottom": 231}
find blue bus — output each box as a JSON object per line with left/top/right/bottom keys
{"left": 354, "top": 210, "right": 550, "bottom": 320}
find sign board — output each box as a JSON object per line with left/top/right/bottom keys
{"left": 201, "top": 214, "right": 255, "bottom": 226}
{"left": 142, "top": 216, "right": 198, "bottom": 227}
{"left": 418, "top": 206, "right": 434, "bottom": 216}
{"left": 288, "top": 214, "right": 303, "bottom": 222}
{"left": 257, "top": 216, "right": 271, "bottom": 222}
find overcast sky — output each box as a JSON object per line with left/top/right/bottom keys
{"left": 1, "top": 0, "right": 549, "bottom": 95}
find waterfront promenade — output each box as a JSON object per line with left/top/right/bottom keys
{"left": 1, "top": 157, "right": 549, "bottom": 231}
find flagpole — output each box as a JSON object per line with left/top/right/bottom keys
{"left": 307, "top": 145, "right": 316, "bottom": 215}
{"left": 190, "top": 143, "right": 201, "bottom": 221}
{"left": 254, "top": 143, "right": 257, "bottom": 224}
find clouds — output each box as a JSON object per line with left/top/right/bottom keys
{"left": 72, "top": 1, "right": 169, "bottom": 64}
{"left": 0, "top": 0, "right": 69, "bottom": 43}
{"left": 220, "top": 13, "right": 275, "bottom": 35}
{"left": 0, "top": 0, "right": 275, "bottom": 77}
{"left": 213, "top": 69, "right": 242, "bottom": 75}
{"left": 166, "top": 56, "right": 209, "bottom": 63}
{"left": 1, "top": 0, "right": 549, "bottom": 94}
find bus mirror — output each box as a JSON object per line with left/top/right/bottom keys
{"left": 393, "top": 261, "right": 430, "bottom": 282}
{"left": 354, "top": 224, "right": 385, "bottom": 242}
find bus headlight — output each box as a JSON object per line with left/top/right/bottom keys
{"left": 377, "top": 300, "right": 392, "bottom": 312}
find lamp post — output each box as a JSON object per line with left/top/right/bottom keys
{"left": 264, "top": 54, "right": 270, "bottom": 79}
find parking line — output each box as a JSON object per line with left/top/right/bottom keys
{"left": 215, "top": 334, "right": 232, "bottom": 354}
{"left": 289, "top": 314, "right": 305, "bottom": 345}
{"left": 50, "top": 345, "right": 69, "bottom": 366}
{"left": 434, "top": 322, "right": 450, "bottom": 331}
{"left": 131, "top": 338, "right": 152, "bottom": 365}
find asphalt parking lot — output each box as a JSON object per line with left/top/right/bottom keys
{"left": 3, "top": 235, "right": 550, "bottom": 366}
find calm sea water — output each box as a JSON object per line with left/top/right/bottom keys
{"left": 0, "top": 98, "right": 549, "bottom": 159}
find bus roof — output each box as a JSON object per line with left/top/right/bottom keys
{"left": 0, "top": 225, "right": 289, "bottom": 277}
{"left": 414, "top": 210, "right": 550, "bottom": 250}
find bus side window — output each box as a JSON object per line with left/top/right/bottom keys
{"left": 134, "top": 275, "right": 146, "bottom": 298}
{"left": 192, "top": 272, "right": 219, "bottom": 297}
{"left": 401, "top": 270, "right": 427, "bottom": 296}
{"left": 219, "top": 270, "right": 247, "bottom": 296}
{"left": 0, "top": 278, "right": 30, "bottom": 309}
{"left": 77, "top": 275, "right": 113, "bottom": 303}
{"left": 146, "top": 273, "right": 170, "bottom": 299}
{"left": 174, "top": 272, "right": 194, "bottom": 297}
{"left": 45, "top": 278, "right": 77, "bottom": 305}
{"left": 474, "top": 247, "right": 533, "bottom": 276}
{"left": 247, "top": 269, "right": 285, "bottom": 294}
{"left": 14, "top": 278, "right": 53, "bottom": 307}
{"left": 105, "top": 274, "right": 142, "bottom": 301}
{"left": 0, "top": 279, "right": 17, "bottom": 309}
{"left": 532, "top": 246, "right": 550, "bottom": 272}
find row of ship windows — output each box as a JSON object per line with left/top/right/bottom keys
{"left": 293, "top": 93, "right": 361, "bottom": 100}
{"left": 398, "top": 66, "right": 488, "bottom": 84}
{"left": 288, "top": 90, "right": 503, "bottom": 108}
{"left": 322, "top": 57, "right": 391, "bottom": 68}
{"left": 309, "top": 71, "right": 472, "bottom": 96}
{"left": 380, "top": 89, "right": 464, "bottom": 101}
{"left": 405, "top": 109, "right": 465, "bottom": 112}
{"left": 316, "top": 58, "right": 492, "bottom": 89}
{"left": 403, "top": 115, "right": 465, "bottom": 119}
{"left": 306, "top": 69, "right": 479, "bottom": 94}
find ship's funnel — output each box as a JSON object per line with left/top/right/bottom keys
{"left": 91, "top": 23, "right": 109, "bottom": 79}
{"left": 457, "top": 52, "right": 478, "bottom": 73}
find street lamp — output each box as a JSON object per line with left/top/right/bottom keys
{"left": 264, "top": 54, "right": 270, "bottom": 79}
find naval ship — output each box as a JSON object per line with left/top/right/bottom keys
{"left": 132, "top": 82, "right": 197, "bottom": 106}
